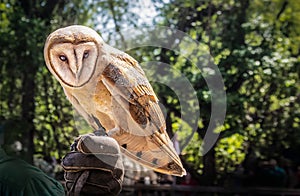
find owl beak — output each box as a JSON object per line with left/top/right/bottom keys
{"left": 70, "top": 62, "right": 82, "bottom": 82}
{"left": 76, "top": 63, "right": 83, "bottom": 80}
{"left": 70, "top": 61, "right": 77, "bottom": 75}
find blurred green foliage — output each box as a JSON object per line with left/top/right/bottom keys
{"left": 0, "top": 0, "right": 299, "bottom": 184}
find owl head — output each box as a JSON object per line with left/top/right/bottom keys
{"left": 44, "top": 25, "right": 104, "bottom": 87}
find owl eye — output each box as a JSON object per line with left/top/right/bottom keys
{"left": 59, "top": 55, "right": 68, "bottom": 62}
{"left": 83, "top": 51, "right": 89, "bottom": 59}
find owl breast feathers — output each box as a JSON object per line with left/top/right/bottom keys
{"left": 44, "top": 25, "right": 186, "bottom": 176}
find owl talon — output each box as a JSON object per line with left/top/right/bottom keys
{"left": 94, "top": 127, "right": 107, "bottom": 136}
{"left": 107, "top": 127, "right": 120, "bottom": 137}
{"left": 70, "top": 140, "right": 78, "bottom": 151}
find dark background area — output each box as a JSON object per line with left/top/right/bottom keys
{"left": 0, "top": 0, "right": 299, "bottom": 188}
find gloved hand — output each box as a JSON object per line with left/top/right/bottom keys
{"left": 61, "top": 134, "right": 124, "bottom": 196}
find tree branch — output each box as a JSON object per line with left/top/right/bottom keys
{"left": 276, "top": 0, "right": 288, "bottom": 20}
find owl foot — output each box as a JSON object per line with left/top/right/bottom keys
{"left": 94, "top": 127, "right": 107, "bottom": 136}
{"left": 70, "top": 139, "right": 78, "bottom": 151}
{"left": 107, "top": 127, "right": 121, "bottom": 137}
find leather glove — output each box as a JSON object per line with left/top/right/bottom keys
{"left": 62, "top": 134, "right": 124, "bottom": 196}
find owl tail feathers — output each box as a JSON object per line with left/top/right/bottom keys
{"left": 120, "top": 147, "right": 186, "bottom": 177}
{"left": 109, "top": 128, "right": 186, "bottom": 176}
{"left": 156, "top": 161, "right": 187, "bottom": 177}
{"left": 150, "top": 131, "right": 187, "bottom": 177}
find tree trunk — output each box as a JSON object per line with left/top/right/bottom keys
{"left": 202, "top": 148, "right": 216, "bottom": 185}
{"left": 198, "top": 122, "right": 218, "bottom": 186}
{"left": 17, "top": 0, "right": 63, "bottom": 163}
{"left": 21, "top": 73, "right": 36, "bottom": 164}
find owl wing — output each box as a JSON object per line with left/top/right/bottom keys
{"left": 99, "top": 45, "right": 186, "bottom": 176}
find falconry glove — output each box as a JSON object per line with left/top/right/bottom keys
{"left": 62, "top": 134, "right": 124, "bottom": 196}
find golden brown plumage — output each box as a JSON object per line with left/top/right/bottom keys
{"left": 44, "top": 25, "right": 186, "bottom": 176}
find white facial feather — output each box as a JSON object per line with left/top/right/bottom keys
{"left": 48, "top": 42, "right": 98, "bottom": 87}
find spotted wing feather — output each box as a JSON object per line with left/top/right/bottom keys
{"left": 100, "top": 46, "right": 186, "bottom": 176}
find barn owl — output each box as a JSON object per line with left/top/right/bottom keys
{"left": 44, "top": 25, "right": 186, "bottom": 177}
